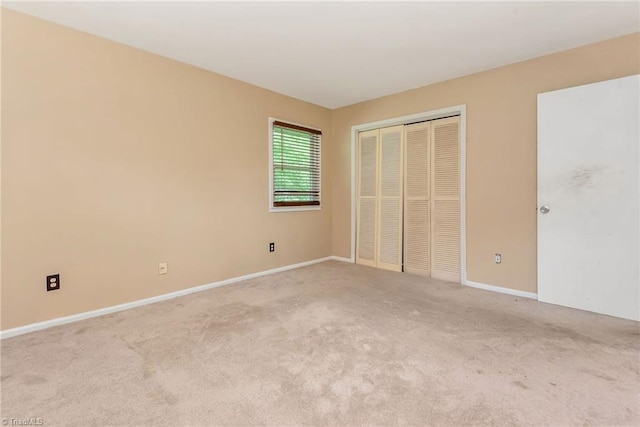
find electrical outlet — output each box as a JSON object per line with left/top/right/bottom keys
{"left": 495, "top": 253, "right": 502, "bottom": 264}
{"left": 47, "top": 274, "right": 60, "bottom": 291}
{"left": 159, "top": 262, "right": 168, "bottom": 275}
{"left": 269, "top": 242, "right": 275, "bottom": 252}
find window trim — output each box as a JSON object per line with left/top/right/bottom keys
{"left": 269, "top": 117, "right": 322, "bottom": 212}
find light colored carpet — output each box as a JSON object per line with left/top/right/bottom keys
{"left": 1, "top": 261, "right": 638, "bottom": 426}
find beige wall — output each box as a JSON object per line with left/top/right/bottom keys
{"left": 330, "top": 33, "right": 640, "bottom": 293}
{"left": 1, "top": 9, "right": 332, "bottom": 330}
{"left": 2, "top": 8, "right": 639, "bottom": 331}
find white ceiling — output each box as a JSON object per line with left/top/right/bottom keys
{"left": 4, "top": 1, "right": 639, "bottom": 109}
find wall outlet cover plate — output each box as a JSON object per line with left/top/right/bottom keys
{"left": 47, "top": 274, "right": 60, "bottom": 291}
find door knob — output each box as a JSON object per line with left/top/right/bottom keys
{"left": 539, "top": 205, "right": 550, "bottom": 214}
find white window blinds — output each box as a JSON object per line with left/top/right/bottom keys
{"left": 271, "top": 120, "right": 321, "bottom": 208}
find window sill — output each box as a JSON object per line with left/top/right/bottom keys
{"left": 270, "top": 205, "right": 322, "bottom": 213}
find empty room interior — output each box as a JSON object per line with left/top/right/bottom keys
{"left": 1, "top": 1, "right": 640, "bottom": 426}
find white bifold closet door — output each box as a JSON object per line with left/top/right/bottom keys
{"left": 357, "top": 116, "right": 460, "bottom": 281}
{"left": 356, "top": 126, "right": 403, "bottom": 271}
{"left": 403, "top": 117, "right": 461, "bottom": 280}
{"left": 430, "top": 117, "right": 461, "bottom": 282}
{"left": 377, "top": 126, "right": 404, "bottom": 272}
{"left": 356, "top": 129, "right": 379, "bottom": 267}
{"left": 404, "top": 122, "right": 431, "bottom": 275}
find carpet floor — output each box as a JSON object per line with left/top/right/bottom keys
{"left": 1, "top": 261, "right": 638, "bottom": 426}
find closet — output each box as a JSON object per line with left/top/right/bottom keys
{"left": 356, "top": 116, "right": 461, "bottom": 282}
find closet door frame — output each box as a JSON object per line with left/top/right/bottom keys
{"left": 350, "top": 105, "right": 467, "bottom": 284}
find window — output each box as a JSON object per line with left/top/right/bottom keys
{"left": 269, "top": 119, "right": 321, "bottom": 211}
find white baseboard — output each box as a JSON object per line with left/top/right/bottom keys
{"left": 1, "top": 259, "right": 536, "bottom": 340}
{"left": 329, "top": 255, "right": 354, "bottom": 263}
{"left": 0, "top": 256, "right": 333, "bottom": 340}
{"left": 464, "top": 280, "right": 538, "bottom": 300}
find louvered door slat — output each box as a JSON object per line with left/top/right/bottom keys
{"left": 360, "top": 134, "right": 378, "bottom": 198}
{"left": 434, "top": 122, "right": 460, "bottom": 197}
{"left": 405, "top": 199, "right": 430, "bottom": 274}
{"left": 431, "top": 117, "right": 461, "bottom": 282}
{"left": 358, "top": 198, "right": 377, "bottom": 263}
{"left": 377, "top": 125, "right": 403, "bottom": 272}
{"left": 356, "top": 130, "right": 378, "bottom": 267}
{"left": 432, "top": 200, "right": 460, "bottom": 279}
{"left": 379, "top": 198, "right": 401, "bottom": 265}
{"left": 404, "top": 122, "right": 431, "bottom": 276}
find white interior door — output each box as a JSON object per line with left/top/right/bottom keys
{"left": 537, "top": 75, "right": 640, "bottom": 321}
